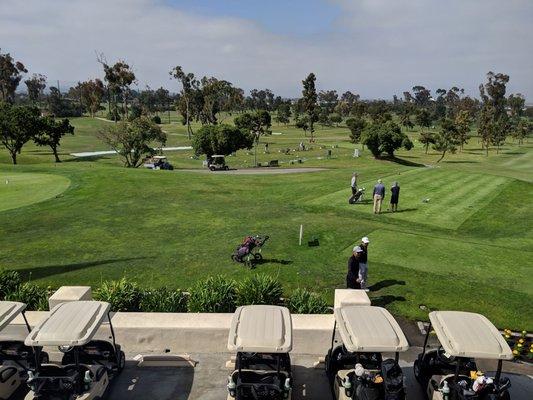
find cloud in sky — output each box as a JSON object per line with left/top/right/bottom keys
{"left": 1, "top": 0, "right": 532, "bottom": 99}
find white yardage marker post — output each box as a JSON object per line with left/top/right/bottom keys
{"left": 299, "top": 224, "right": 303, "bottom": 246}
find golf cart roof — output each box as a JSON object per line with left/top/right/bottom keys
{"left": 429, "top": 311, "right": 513, "bottom": 360}
{"left": 228, "top": 305, "right": 292, "bottom": 353}
{"left": 25, "top": 301, "right": 110, "bottom": 347}
{"left": 334, "top": 305, "right": 409, "bottom": 353}
{"left": 0, "top": 301, "right": 26, "bottom": 332}
{"left": 153, "top": 156, "right": 167, "bottom": 160}
{"left": 212, "top": 155, "right": 225, "bottom": 158}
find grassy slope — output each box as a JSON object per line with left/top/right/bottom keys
{"left": 0, "top": 113, "right": 531, "bottom": 329}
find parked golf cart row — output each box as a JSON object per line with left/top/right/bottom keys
{"left": 1, "top": 298, "right": 515, "bottom": 400}
{"left": 225, "top": 298, "right": 514, "bottom": 400}
{"left": 1, "top": 301, "right": 123, "bottom": 400}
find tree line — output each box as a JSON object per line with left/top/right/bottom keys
{"left": 1, "top": 47, "right": 531, "bottom": 166}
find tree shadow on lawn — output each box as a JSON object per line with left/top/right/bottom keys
{"left": 63, "top": 155, "right": 111, "bottom": 162}
{"left": 18, "top": 257, "right": 147, "bottom": 281}
{"left": 380, "top": 156, "right": 426, "bottom": 168}
{"left": 369, "top": 279, "right": 406, "bottom": 292}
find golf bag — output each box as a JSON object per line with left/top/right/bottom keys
{"left": 232, "top": 235, "right": 269, "bottom": 266}
{"left": 349, "top": 187, "right": 365, "bottom": 204}
{"left": 381, "top": 359, "right": 405, "bottom": 400}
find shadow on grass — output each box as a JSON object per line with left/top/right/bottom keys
{"left": 255, "top": 258, "right": 293, "bottom": 266}
{"left": 380, "top": 156, "right": 426, "bottom": 168}
{"left": 371, "top": 295, "right": 406, "bottom": 307}
{"left": 19, "top": 257, "right": 147, "bottom": 281}
{"left": 64, "top": 155, "right": 111, "bottom": 162}
{"left": 369, "top": 279, "right": 406, "bottom": 292}
{"left": 442, "top": 160, "right": 479, "bottom": 164}
{"left": 380, "top": 208, "right": 418, "bottom": 214}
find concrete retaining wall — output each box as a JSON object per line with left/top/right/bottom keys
{"left": 9, "top": 311, "right": 334, "bottom": 355}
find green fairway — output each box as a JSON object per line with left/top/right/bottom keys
{"left": 0, "top": 114, "right": 531, "bottom": 330}
{"left": 0, "top": 172, "right": 71, "bottom": 212}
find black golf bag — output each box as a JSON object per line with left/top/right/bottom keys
{"left": 349, "top": 188, "right": 365, "bottom": 204}
{"left": 381, "top": 359, "right": 405, "bottom": 400}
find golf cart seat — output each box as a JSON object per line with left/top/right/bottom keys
{"left": 0, "top": 340, "right": 48, "bottom": 364}
{"left": 0, "top": 365, "right": 18, "bottom": 384}
{"left": 329, "top": 345, "right": 383, "bottom": 373}
{"left": 61, "top": 340, "right": 122, "bottom": 371}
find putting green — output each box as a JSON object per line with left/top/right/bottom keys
{"left": 0, "top": 172, "right": 71, "bottom": 212}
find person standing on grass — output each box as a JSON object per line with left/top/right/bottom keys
{"left": 350, "top": 172, "right": 358, "bottom": 196}
{"left": 373, "top": 179, "right": 386, "bottom": 214}
{"left": 358, "top": 237, "right": 370, "bottom": 291}
{"left": 390, "top": 182, "right": 400, "bottom": 212}
{"left": 346, "top": 246, "right": 363, "bottom": 289}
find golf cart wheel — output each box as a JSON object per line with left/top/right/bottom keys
{"left": 224, "top": 166, "right": 229, "bottom": 170}
{"left": 118, "top": 351, "right": 126, "bottom": 371}
{"left": 209, "top": 166, "right": 215, "bottom": 171}
{"left": 413, "top": 359, "right": 423, "bottom": 384}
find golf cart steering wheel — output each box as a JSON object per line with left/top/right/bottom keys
{"left": 437, "top": 346, "right": 456, "bottom": 364}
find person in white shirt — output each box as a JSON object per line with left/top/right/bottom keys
{"left": 350, "top": 172, "right": 358, "bottom": 196}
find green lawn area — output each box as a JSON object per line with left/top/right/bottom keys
{"left": 0, "top": 114, "right": 531, "bottom": 330}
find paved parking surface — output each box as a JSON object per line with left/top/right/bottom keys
{"left": 106, "top": 353, "right": 532, "bottom": 399}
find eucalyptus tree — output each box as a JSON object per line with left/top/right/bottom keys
{"left": 301, "top": 73, "right": 318, "bottom": 141}
{"left": 170, "top": 66, "right": 198, "bottom": 138}
{"left": 24, "top": 74, "right": 47, "bottom": 104}
{"left": 0, "top": 50, "right": 27, "bottom": 102}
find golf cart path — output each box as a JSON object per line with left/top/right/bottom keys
{"left": 70, "top": 146, "right": 192, "bottom": 158}
{"left": 179, "top": 167, "right": 327, "bottom": 175}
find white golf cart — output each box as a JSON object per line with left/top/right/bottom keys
{"left": 0, "top": 302, "right": 48, "bottom": 400}
{"left": 24, "top": 301, "right": 125, "bottom": 400}
{"left": 208, "top": 155, "right": 229, "bottom": 171}
{"left": 325, "top": 305, "right": 409, "bottom": 400}
{"left": 227, "top": 305, "right": 293, "bottom": 400}
{"left": 414, "top": 311, "right": 513, "bottom": 400}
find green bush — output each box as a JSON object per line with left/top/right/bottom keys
{"left": 106, "top": 110, "right": 121, "bottom": 122}
{"left": 4, "top": 282, "right": 49, "bottom": 311}
{"left": 236, "top": 274, "right": 283, "bottom": 306}
{"left": 187, "top": 276, "right": 236, "bottom": 313}
{"left": 94, "top": 278, "right": 142, "bottom": 311}
{"left": 140, "top": 287, "right": 187, "bottom": 313}
{"left": 286, "top": 288, "right": 329, "bottom": 314}
{"left": 0, "top": 269, "right": 22, "bottom": 299}
{"left": 151, "top": 115, "right": 162, "bottom": 124}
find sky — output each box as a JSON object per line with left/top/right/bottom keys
{"left": 1, "top": 0, "right": 532, "bottom": 100}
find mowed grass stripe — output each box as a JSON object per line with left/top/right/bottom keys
{"left": 428, "top": 174, "right": 509, "bottom": 223}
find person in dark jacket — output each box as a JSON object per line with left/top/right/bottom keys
{"left": 347, "top": 246, "right": 363, "bottom": 289}
{"left": 390, "top": 181, "right": 400, "bottom": 212}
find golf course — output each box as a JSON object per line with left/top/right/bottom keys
{"left": 0, "top": 113, "right": 531, "bottom": 330}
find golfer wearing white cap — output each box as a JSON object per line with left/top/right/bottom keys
{"left": 359, "top": 237, "right": 370, "bottom": 291}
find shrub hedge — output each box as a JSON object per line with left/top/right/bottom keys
{"left": 0, "top": 270, "right": 330, "bottom": 314}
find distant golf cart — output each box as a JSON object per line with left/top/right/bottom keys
{"left": 143, "top": 155, "right": 174, "bottom": 170}
{"left": 227, "top": 305, "right": 293, "bottom": 400}
{"left": 24, "top": 301, "right": 125, "bottom": 400}
{"left": 414, "top": 311, "right": 513, "bottom": 400}
{"left": 0, "top": 302, "right": 48, "bottom": 400}
{"left": 208, "top": 155, "right": 229, "bottom": 171}
{"left": 325, "top": 305, "right": 409, "bottom": 400}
